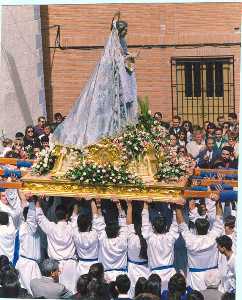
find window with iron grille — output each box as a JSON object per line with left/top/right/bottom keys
{"left": 171, "top": 56, "right": 235, "bottom": 126}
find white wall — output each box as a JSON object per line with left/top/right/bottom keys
{"left": 0, "top": 5, "right": 46, "bottom": 139}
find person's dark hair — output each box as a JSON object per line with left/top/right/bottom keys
{"left": 222, "top": 146, "right": 234, "bottom": 154}
{"left": 15, "top": 132, "right": 24, "bottom": 139}
{"left": 77, "top": 214, "right": 92, "bottom": 232}
{"left": 134, "top": 293, "right": 160, "bottom": 300}
{"left": 38, "top": 116, "right": 46, "bottom": 122}
{"left": 221, "top": 292, "right": 235, "bottom": 300}
{"left": 54, "top": 112, "right": 63, "bottom": 119}
{"left": 88, "top": 263, "right": 104, "bottom": 282}
{"left": 207, "top": 122, "right": 216, "bottom": 130}
{"left": 0, "top": 255, "right": 10, "bottom": 271}
{"left": 228, "top": 113, "right": 237, "bottom": 120}
{"left": 25, "top": 125, "right": 35, "bottom": 137}
{"left": 0, "top": 211, "right": 9, "bottom": 226}
{"left": 195, "top": 218, "right": 210, "bottom": 235}
{"left": 173, "top": 115, "right": 181, "bottom": 122}
{"left": 216, "top": 235, "right": 233, "bottom": 251}
{"left": 145, "top": 274, "right": 161, "bottom": 297}
{"left": 182, "top": 120, "right": 193, "bottom": 133}
{"left": 135, "top": 277, "right": 148, "bottom": 297}
{"left": 224, "top": 215, "right": 236, "bottom": 228}
{"left": 215, "top": 127, "right": 223, "bottom": 133}
{"left": 115, "top": 274, "right": 130, "bottom": 294}
{"left": 205, "top": 137, "right": 215, "bottom": 145}
{"left": 23, "top": 207, "right": 29, "bottom": 222}
{"left": 87, "top": 278, "right": 110, "bottom": 300}
{"left": 152, "top": 215, "right": 167, "bottom": 234}
{"left": 55, "top": 205, "right": 68, "bottom": 221}
{"left": 154, "top": 112, "right": 163, "bottom": 119}
{"left": 168, "top": 273, "right": 186, "bottom": 296}
{"left": 76, "top": 274, "right": 89, "bottom": 296}
{"left": 1, "top": 269, "right": 21, "bottom": 298}
{"left": 41, "top": 259, "right": 59, "bottom": 277}
{"left": 134, "top": 222, "right": 148, "bottom": 260}
{"left": 105, "top": 222, "right": 120, "bottom": 238}
{"left": 187, "top": 290, "right": 204, "bottom": 300}
{"left": 41, "top": 135, "right": 49, "bottom": 143}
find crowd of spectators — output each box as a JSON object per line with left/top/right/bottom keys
{"left": 0, "top": 112, "right": 238, "bottom": 299}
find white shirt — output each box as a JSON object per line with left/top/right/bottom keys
{"left": 72, "top": 214, "right": 99, "bottom": 260}
{"left": 36, "top": 207, "right": 75, "bottom": 260}
{"left": 179, "top": 216, "right": 223, "bottom": 270}
{"left": 186, "top": 141, "right": 205, "bottom": 159}
{"left": 0, "top": 189, "right": 22, "bottom": 261}
{"left": 19, "top": 202, "right": 41, "bottom": 260}
{"left": 142, "top": 209, "right": 179, "bottom": 269}
{"left": 93, "top": 214, "right": 128, "bottom": 271}
{"left": 224, "top": 252, "right": 236, "bottom": 292}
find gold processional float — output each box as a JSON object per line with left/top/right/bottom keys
{"left": 0, "top": 136, "right": 238, "bottom": 204}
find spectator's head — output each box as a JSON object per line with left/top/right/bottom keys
{"left": 224, "top": 215, "right": 236, "bottom": 235}
{"left": 216, "top": 235, "right": 233, "bottom": 255}
{"left": 221, "top": 146, "right": 233, "bottom": 162}
{"left": 146, "top": 274, "right": 161, "bottom": 297}
{"left": 206, "top": 122, "right": 216, "bottom": 134}
{"left": 77, "top": 213, "right": 92, "bottom": 232}
{"left": 0, "top": 255, "right": 10, "bottom": 271}
{"left": 223, "top": 122, "right": 230, "bottom": 132}
{"left": 215, "top": 127, "right": 223, "bottom": 141}
{"left": 115, "top": 274, "right": 131, "bottom": 294}
{"left": 88, "top": 263, "right": 104, "bottom": 282}
{"left": 54, "top": 112, "right": 63, "bottom": 123}
{"left": 4, "top": 150, "right": 21, "bottom": 159}
{"left": 153, "top": 112, "right": 163, "bottom": 122}
{"left": 55, "top": 205, "right": 68, "bottom": 222}
{"left": 168, "top": 272, "right": 186, "bottom": 295}
{"left": 41, "top": 259, "right": 60, "bottom": 282}
{"left": 0, "top": 269, "right": 21, "bottom": 298}
{"left": 182, "top": 120, "right": 193, "bottom": 133}
{"left": 178, "top": 129, "right": 187, "bottom": 142}
{"left": 228, "top": 132, "right": 238, "bottom": 146}
{"left": 44, "top": 124, "right": 52, "bottom": 136}
{"left": 105, "top": 222, "right": 120, "bottom": 238}
{"left": 41, "top": 135, "right": 49, "bottom": 148}
{"left": 134, "top": 222, "right": 148, "bottom": 260}
{"left": 25, "top": 125, "right": 34, "bottom": 138}
{"left": 169, "top": 134, "right": 178, "bottom": 147}
{"left": 204, "top": 269, "right": 220, "bottom": 289}
{"left": 0, "top": 191, "right": 8, "bottom": 205}
{"left": 187, "top": 290, "right": 204, "bottom": 300}
{"left": 228, "top": 113, "right": 237, "bottom": 125}
{"left": 134, "top": 293, "right": 160, "bottom": 300}
{"left": 194, "top": 131, "right": 204, "bottom": 144}
{"left": 195, "top": 218, "right": 210, "bottom": 235}
{"left": 217, "top": 115, "right": 225, "bottom": 127}
{"left": 13, "top": 139, "right": 24, "bottom": 152}
{"left": 37, "top": 116, "right": 46, "bottom": 128}
{"left": 135, "top": 277, "right": 148, "bottom": 297}
{"left": 221, "top": 292, "right": 235, "bottom": 300}
{"left": 15, "top": 132, "right": 24, "bottom": 139}
{"left": 33, "top": 146, "right": 41, "bottom": 158}
{"left": 87, "top": 277, "right": 109, "bottom": 300}
{"left": 177, "top": 146, "right": 188, "bottom": 156}
{"left": 203, "top": 121, "right": 210, "bottom": 132}
{"left": 152, "top": 215, "right": 167, "bottom": 234}
{"left": 206, "top": 138, "right": 214, "bottom": 151}
{"left": 76, "top": 274, "right": 89, "bottom": 297}
{"left": 0, "top": 211, "right": 9, "bottom": 226}
{"left": 172, "top": 116, "right": 181, "bottom": 128}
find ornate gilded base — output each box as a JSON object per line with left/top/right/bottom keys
{"left": 21, "top": 174, "right": 187, "bottom": 204}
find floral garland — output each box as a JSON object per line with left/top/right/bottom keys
{"left": 66, "top": 161, "right": 144, "bottom": 187}
{"left": 32, "top": 149, "right": 56, "bottom": 175}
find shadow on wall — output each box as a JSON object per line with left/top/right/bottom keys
{"left": 3, "top": 47, "right": 33, "bottom": 127}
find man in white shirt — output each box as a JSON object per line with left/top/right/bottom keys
{"left": 142, "top": 200, "right": 180, "bottom": 290}
{"left": 16, "top": 196, "right": 42, "bottom": 294}
{"left": 35, "top": 198, "right": 77, "bottom": 293}
{"left": 93, "top": 198, "right": 128, "bottom": 282}
{"left": 186, "top": 131, "right": 205, "bottom": 159}
{"left": 217, "top": 235, "right": 236, "bottom": 293}
{"left": 0, "top": 189, "right": 22, "bottom": 262}
{"left": 176, "top": 193, "right": 223, "bottom": 291}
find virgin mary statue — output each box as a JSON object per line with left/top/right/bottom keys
{"left": 53, "top": 13, "right": 138, "bottom": 148}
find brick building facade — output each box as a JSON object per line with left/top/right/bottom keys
{"left": 40, "top": 3, "right": 241, "bottom": 126}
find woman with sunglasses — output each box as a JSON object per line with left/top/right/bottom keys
{"left": 23, "top": 126, "right": 41, "bottom": 154}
